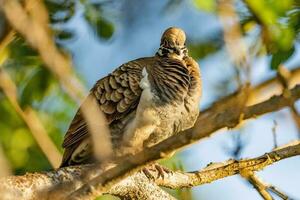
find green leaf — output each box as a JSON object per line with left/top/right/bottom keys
{"left": 245, "top": 0, "right": 295, "bottom": 51}
{"left": 20, "top": 67, "right": 53, "bottom": 107}
{"left": 270, "top": 45, "right": 295, "bottom": 70}
{"left": 55, "top": 30, "right": 75, "bottom": 41}
{"left": 45, "top": 0, "right": 75, "bottom": 23}
{"left": 188, "top": 39, "right": 222, "bottom": 60}
{"left": 95, "top": 18, "right": 114, "bottom": 39}
{"left": 84, "top": 3, "right": 114, "bottom": 40}
{"left": 193, "top": 0, "right": 216, "bottom": 12}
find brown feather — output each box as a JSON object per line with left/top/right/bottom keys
{"left": 61, "top": 27, "right": 202, "bottom": 167}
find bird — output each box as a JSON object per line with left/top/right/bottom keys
{"left": 60, "top": 27, "right": 202, "bottom": 167}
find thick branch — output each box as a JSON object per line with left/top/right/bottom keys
{"left": 0, "top": 165, "right": 176, "bottom": 200}
{"left": 0, "top": 140, "right": 298, "bottom": 200}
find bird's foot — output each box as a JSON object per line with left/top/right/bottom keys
{"left": 142, "top": 163, "right": 173, "bottom": 181}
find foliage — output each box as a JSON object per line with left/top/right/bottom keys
{"left": 193, "top": 0, "right": 300, "bottom": 69}
{"left": 0, "top": 0, "right": 115, "bottom": 174}
{"left": 193, "top": 0, "right": 216, "bottom": 12}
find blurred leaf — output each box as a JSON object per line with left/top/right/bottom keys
{"left": 95, "top": 18, "right": 114, "bottom": 39}
{"left": 240, "top": 14, "right": 257, "bottom": 34}
{"left": 8, "top": 148, "right": 29, "bottom": 168}
{"left": 193, "top": 0, "right": 216, "bottom": 12}
{"left": 245, "top": 0, "right": 295, "bottom": 52}
{"left": 20, "top": 67, "right": 53, "bottom": 107}
{"left": 18, "top": 145, "right": 51, "bottom": 174}
{"left": 10, "top": 128, "right": 34, "bottom": 150}
{"left": 45, "top": 0, "right": 75, "bottom": 23}
{"left": 188, "top": 40, "right": 222, "bottom": 60}
{"left": 7, "top": 37, "right": 41, "bottom": 68}
{"left": 270, "top": 45, "right": 295, "bottom": 69}
{"left": 84, "top": 3, "right": 114, "bottom": 40}
{"left": 55, "top": 29, "right": 75, "bottom": 41}
{"left": 0, "top": 47, "right": 9, "bottom": 66}
{"left": 9, "top": 37, "right": 37, "bottom": 57}
{"left": 288, "top": 8, "right": 300, "bottom": 34}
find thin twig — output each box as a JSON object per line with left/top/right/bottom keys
{"left": 248, "top": 67, "right": 300, "bottom": 105}
{"left": 272, "top": 120, "right": 278, "bottom": 149}
{"left": 240, "top": 170, "right": 290, "bottom": 200}
{"left": 268, "top": 186, "right": 289, "bottom": 200}
{"left": 240, "top": 170, "right": 273, "bottom": 200}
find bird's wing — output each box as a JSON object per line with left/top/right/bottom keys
{"left": 60, "top": 59, "right": 145, "bottom": 166}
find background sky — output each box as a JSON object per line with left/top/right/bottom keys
{"left": 58, "top": 0, "right": 300, "bottom": 199}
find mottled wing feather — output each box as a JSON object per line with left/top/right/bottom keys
{"left": 61, "top": 60, "right": 144, "bottom": 166}
{"left": 62, "top": 110, "right": 88, "bottom": 148}
{"left": 94, "top": 61, "right": 143, "bottom": 123}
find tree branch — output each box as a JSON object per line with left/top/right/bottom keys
{"left": 0, "top": 140, "right": 298, "bottom": 200}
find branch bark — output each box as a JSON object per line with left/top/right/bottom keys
{"left": 0, "top": 140, "right": 298, "bottom": 200}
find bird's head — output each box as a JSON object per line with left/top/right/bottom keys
{"left": 156, "top": 27, "right": 188, "bottom": 60}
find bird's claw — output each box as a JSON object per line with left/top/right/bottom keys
{"left": 142, "top": 167, "right": 155, "bottom": 181}
{"left": 142, "top": 164, "right": 172, "bottom": 181}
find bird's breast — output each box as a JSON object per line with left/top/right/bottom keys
{"left": 147, "top": 59, "right": 190, "bottom": 105}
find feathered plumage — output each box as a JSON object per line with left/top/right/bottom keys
{"left": 60, "top": 27, "right": 201, "bottom": 167}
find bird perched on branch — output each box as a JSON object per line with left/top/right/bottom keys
{"left": 60, "top": 27, "right": 202, "bottom": 167}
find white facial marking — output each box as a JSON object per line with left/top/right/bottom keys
{"left": 158, "top": 49, "right": 163, "bottom": 56}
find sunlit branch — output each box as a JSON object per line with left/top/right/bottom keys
{"left": 249, "top": 67, "right": 300, "bottom": 105}
{"left": 0, "top": 140, "right": 298, "bottom": 200}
